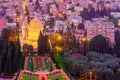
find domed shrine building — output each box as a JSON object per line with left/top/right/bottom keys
{"left": 20, "top": 18, "right": 43, "bottom": 52}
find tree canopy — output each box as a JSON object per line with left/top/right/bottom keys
{"left": 89, "top": 35, "right": 109, "bottom": 53}
{"left": 115, "top": 37, "right": 120, "bottom": 57}
{"left": 63, "top": 52, "right": 120, "bottom": 79}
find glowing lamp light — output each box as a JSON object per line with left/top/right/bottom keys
{"left": 46, "top": 25, "right": 49, "bottom": 29}
{"left": 55, "top": 46, "right": 62, "bottom": 52}
{"left": 90, "top": 71, "right": 93, "bottom": 80}
{"left": 58, "top": 13, "right": 64, "bottom": 19}
{"left": 82, "top": 37, "right": 88, "bottom": 42}
{"left": 118, "top": 20, "right": 120, "bottom": 27}
{"left": 82, "top": 38, "right": 86, "bottom": 42}
{"left": 58, "top": 36, "right": 62, "bottom": 40}
{"left": 90, "top": 71, "right": 92, "bottom": 74}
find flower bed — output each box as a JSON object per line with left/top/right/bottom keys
{"left": 47, "top": 73, "right": 66, "bottom": 80}
{"left": 44, "top": 58, "right": 52, "bottom": 71}
{"left": 26, "top": 58, "right": 33, "bottom": 71}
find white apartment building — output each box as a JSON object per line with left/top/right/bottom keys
{"left": 54, "top": 20, "right": 67, "bottom": 33}
{"left": 85, "top": 21, "right": 115, "bottom": 44}
{"left": 111, "top": 12, "right": 120, "bottom": 18}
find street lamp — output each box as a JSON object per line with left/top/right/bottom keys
{"left": 81, "top": 37, "right": 88, "bottom": 55}
{"left": 90, "top": 71, "right": 93, "bottom": 80}
{"left": 82, "top": 37, "right": 88, "bottom": 42}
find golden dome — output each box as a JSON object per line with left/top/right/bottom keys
{"left": 26, "top": 18, "right": 44, "bottom": 49}
{"left": 29, "top": 18, "right": 43, "bottom": 28}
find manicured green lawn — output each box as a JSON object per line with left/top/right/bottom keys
{"left": 22, "top": 74, "right": 39, "bottom": 80}
{"left": 44, "top": 58, "right": 51, "bottom": 71}
{"left": 41, "top": 58, "right": 45, "bottom": 70}
{"left": 33, "top": 58, "right": 39, "bottom": 72}
{"left": 26, "top": 57, "right": 53, "bottom": 71}
{"left": 26, "top": 58, "right": 33, "bottom": 71}
{"left": 48, "top": 74, "right": 66, "bottom": 80}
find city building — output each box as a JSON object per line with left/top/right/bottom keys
{"left": 74, "top": 29, "right": 85, "bottom": 43}
{"left": 54, "top": 20, "right": 67, "bottom": 33}
{"left": 111, "top": 12, "right": 120, "bottom": 18}
{"left": 85, "top": 21, "right": 115, "bottom": 44}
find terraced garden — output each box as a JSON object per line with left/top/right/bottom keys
{"left": 18, "top": 56, "right": 70, "bottom": 80}
{"left": 26, "top": 57, "right": 54, "bottom": 72}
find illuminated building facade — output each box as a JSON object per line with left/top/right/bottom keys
{"left": 20, "top": 18, "right": 43, "bottom": 52}
{"left": 85, "top": 21, "right": 115, "bottom": 44}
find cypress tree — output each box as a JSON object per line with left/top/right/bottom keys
{"left": 38, "top": 31, "right": 50, "bottom": 54}
{"left": 4, "top": 42, "right": 14, "bottom": 75}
